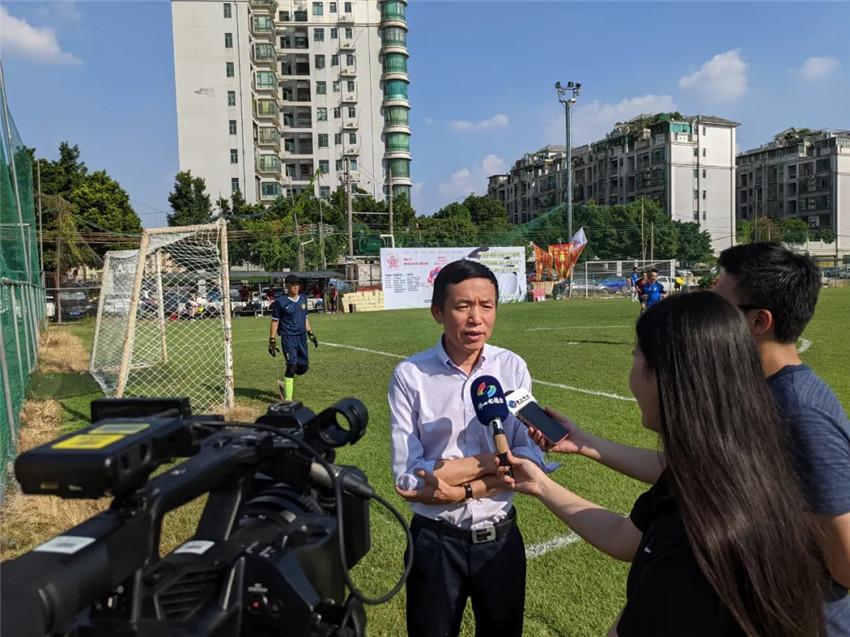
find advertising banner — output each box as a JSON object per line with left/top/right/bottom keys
{"left": 380, "top": 247, "right": 527, "bottom": 310}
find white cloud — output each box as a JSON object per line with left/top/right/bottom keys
{"left": 450, "top": 113, "right": 509, "bottom": 132}
{"left": 678, "top": 49, "right": 748, "bottom": 102}
{"left": 794, "top": 56, "right": 840, "bottom": 80}
{"left": 0, "top": 6, "right": 81, "bottom": 64}
{"left": 437, "top": 154, "right": 506, "bottom": 199}
{"left": 544, "top": 94, "right": 677, "bottom": 146}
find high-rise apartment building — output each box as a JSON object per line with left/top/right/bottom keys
{"left": 736, "top": 128, "right": 850, "bottom": 255}
{"left": 488, "top": 113, "right": 738, "bottom": 252}
{"left": 172, "top": 0, "right": 411, "bottom": 206}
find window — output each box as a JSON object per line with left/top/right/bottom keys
{"left": 346, "top": 80, "right": 355, "bottom": 91}
{"left": 702, "top": 148, "right": 707, "bottom": 157}
{"left": 693, "top": 189, "right": 699, "bottom": 199}
{"left": 316, "top": 81, "right": 327, "bottom": 95}
{"left": 317, "top": 107, "right": 328, "bottom": 121}
{"left": 335, "top": 133, "right": 342, "bottom": 145}
{"left": 318, "top": 134, "right": 329, "bottom": 148}
{"left": 331, "top": 54, "right": 339, "bottom": 66}
{"left": 331, "top": 28, "right": 338, "bottom": 39}
{"left": 294, "top": 10, "right": 307, "bottom": 22}
{"left": 224, "top": 3, "right": 232, "bottom": 18}
{"left": 702, "top": 168, "right": 706, "bottom": 178}
{"left": 333, "top": 80, "right": 340, "bottom": 92}
{"left": 345, "top": 27, "right": 353, "bottom": 39}
{"left": 231, "top": 177, "right": 240, "bottom": 192}
{"left": 255, "top": 71, "right": 276, "bottom": 87}
{"left": 230, "top": 148, "right": 238, "bottom": 164}
{"left": 346, "top": 53, "right": 355, "bottom": 65}
{"left": 347, "top": 106, "right": 356, "bottom": 117}
{"left": 336, "top": 159, "right": 343, "bottom": 171}
{"left": 702, "top": 190, "right": 707, "bottom": 199}
{"left": 693, "top": 169, "right": 698, "bottom": 178}
{"left": 349, "top": 158, "right": 358, "bottom": 171}
{"left": 229, "top": 120, "right": 237, "bottom": 135}
{"left": 313, "top": 2, "right": 323, "bottom": 16}
{"left": 226, "top": 62, "right": 235, "bottom": 77}
{"left": 224, "top": 32, "right": 233, "bottom": 48}
{"left": 227, "top": 90, "right": 236, "bottom": 106}
{"left": 319, "top": 160, "right": 329, "bottom": 173}
{"left": 315, "top": 54, "right": 325, "bottom": 69}
{"left": 320, "top": 186, "right": 331, "bottom": 198}
{"left": 279, "top": 10, "right": 289, "bottom": 21}
{"left": 261, "top": 182, "right": 281, "bottom": 199}
{"left": 349, "top": 132, "right": 357, "bottom": 144}
{"left": 693, "top": 147, "right": 699, "bottom": 157}
{"left": 314, "top": 28, "right": 324, "bottom": 42}
{"left": 285, "top": 164, "right": 295, "bottom": 177}
{"left": 344, "top": 2, "right": 352, "bottom": 12}
{"left": 333, "top": 107, "right": 341, "bottom": 118}
{"left": 330, "top": 2, "right": 337, "bottom": 12}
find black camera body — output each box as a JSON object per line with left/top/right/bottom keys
{"left": 2, "top": 397, "right": 377, "bottom": 637}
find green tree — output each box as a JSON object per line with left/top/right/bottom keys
{"left": 167, "top": 170, "right": 212, "bottom": 226}
{"left": 778, "top": 217, "right": 809, "bottom": 245}
{"left": 672, "top": 221, "right": 713, "bottom": 263}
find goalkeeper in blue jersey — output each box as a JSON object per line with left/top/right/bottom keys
{"left": 268, "top": 274, "right": 318, "bottom": 401}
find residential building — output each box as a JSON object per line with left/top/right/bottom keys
{"left": 172, "top": 0, "right": 411, "bottom": 206}
{"left": 488, "top": 113, "right": 739, "bottom": 252}
{"left": 737, "top": 128, "right": 850, "bottom": 256}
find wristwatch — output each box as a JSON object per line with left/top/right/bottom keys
{"left": 463, "top": 482, "right": 474, "bottom": 501}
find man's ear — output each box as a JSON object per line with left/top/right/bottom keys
{"left": 750, "top": 308, "right": 775, "bottom": 338}
{"left": 430, "top": 304, "right": 443, "bottom": 324}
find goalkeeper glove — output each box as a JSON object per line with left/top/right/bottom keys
{"left": 268, "top": 337, "right": 280, "bottom": 357}
{"left": 308, "top": 330, "right": 319, "bottom": 349}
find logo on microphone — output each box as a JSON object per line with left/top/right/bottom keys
{"left": 508, "top": 399, "right": 517, "bottom": 409}
{"left": 476, "top": 382, "right": 497, "bottom": 399}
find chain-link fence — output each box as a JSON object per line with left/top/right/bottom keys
{"left": 0, "top": 63, "right": 44, "bottom": 498}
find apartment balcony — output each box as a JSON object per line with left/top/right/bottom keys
{"left": 342, "top": 117, "right": 358, "bottom": 130}
{"left": 340, "top": 64, "right": 357, "bottom": 77}
{"left": 249, "top": 0, "right": 274, "bottom": 11}
{"left": 256, "top": 155, "right": 281, "bottom": 174}
{"left": 383, "top": 121, "right": 410, "bottom": 135}
{"left": 339, "top": 37, "right": 356, "bottom": 51}
{"left": 257, "top": 128, "right": 281, "bottom": 149}
{"left": 284, "top": 144, "right": 314, "bottom": 156}
{"left": 281, "top": 63, "right": 310, "bottom": 77}
{"left": 341, "top": 89, "right": 358, "bottom": 103}
{"left": 338, "top": 12, "right": 355, "bottom": 24}
{"left": 282, "top": 115, "right": 313, "bottom": 130}
{"left": 254, "top": 100, "right": 279, "bottom": 120}
{"left": 380, "top": 41, "right": 407, "bottom": 56}
{"left": 342, "top": 144, "right": 360, "bottom": 157}
{"left": 254, "top": 80, "right": 278, "bottom": 94}
{"left": 251, "top": 16, "right": 275, "bottom": 37}
{"left": 280, "top": 90, "right": 312, "bottom": 103}
{"left": 381, "top": 2, "right": 407, "bottom": 29}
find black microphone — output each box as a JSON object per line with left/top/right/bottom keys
{"left": 470, "top": 375, "right": 512, "bottom": 477}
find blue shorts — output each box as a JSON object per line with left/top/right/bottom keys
{"left": 281, "top": 333, "right": 308, "bottom": 367}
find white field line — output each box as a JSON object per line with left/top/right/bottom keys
{"left": 527, "top": 325, "right": 632, "bottom": 332}
{"left": 798, "top": 338, "right": 812, "bottom": 354}
{"left": 321, "top": 342, "right": 636, "bottom": 402}
{"left": 526, "top": 532, "right": 582, "bottom": 559}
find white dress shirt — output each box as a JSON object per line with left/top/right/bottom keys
{"left": 389, "top": 337, "right": 555, "bottom": 530}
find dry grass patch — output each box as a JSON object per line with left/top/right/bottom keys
{"left": 0, "top": 399, "right": 109, "bottom": 560}
{"left": 38, "top": 328, "right": 89, "bottom": 373}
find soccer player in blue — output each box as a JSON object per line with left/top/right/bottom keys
{"left": 268, "top": 274, "right": 318, "bottom": 401}
{"left": 639, "top": 269, "right": 665, "bottom": 311}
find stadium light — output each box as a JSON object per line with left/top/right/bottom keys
{"left": 555, "top": 80, "right": 582, "bottom": 240}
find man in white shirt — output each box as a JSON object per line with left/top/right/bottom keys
{"left": 389, "top": 259, "right": 551, "bottom": 637}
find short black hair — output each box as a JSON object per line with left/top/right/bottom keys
{"left": 718, "top": 242, "right": 820, "bottom": 343}
{"left": 431, "top": 260, "right": 498, "bottom": 309}
{"left": 650, "top": 269, "right": 659, "bottom": 274}
{"left": 285, "top": 274, "right": 301, "bottom": 286}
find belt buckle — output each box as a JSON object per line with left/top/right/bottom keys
{"left": 471, "top": 525, "right": 497, "bottom": 544}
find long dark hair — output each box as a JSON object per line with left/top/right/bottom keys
{"left": 636, "top": 292, "right": 825, "bottom": 637}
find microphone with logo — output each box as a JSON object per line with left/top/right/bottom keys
{"left": 470, "top": 375, "right": 513, "bottom": 477}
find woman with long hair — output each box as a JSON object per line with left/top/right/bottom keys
{"left": 503, "top": 292, "right": 826, "bottom": 636}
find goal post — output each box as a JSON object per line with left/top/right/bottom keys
{"left": 90, "top": 220, "right": 234, "bottom": 411}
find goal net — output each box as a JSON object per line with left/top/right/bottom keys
{"left": 90, "top": 220, "right": 234, "bottom": 411}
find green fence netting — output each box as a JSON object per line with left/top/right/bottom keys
{"left": 0, "top": 62, "right": 43, "bottom": 499}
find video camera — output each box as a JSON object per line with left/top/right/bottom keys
{"left": 1, "top": 397, "right": 412, "bottom": 637}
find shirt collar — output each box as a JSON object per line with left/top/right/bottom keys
{"left": 434, "top": 336, "right": 489, "bottom": 372}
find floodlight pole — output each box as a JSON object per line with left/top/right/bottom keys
{"left": 555, "top": 80, "right": 581, "bottom": 240}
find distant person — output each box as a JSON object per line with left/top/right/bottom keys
{"left": 268, "top": 274, "right": 318, "bottom": 402}
{"left": 503, "top": 292, "right": 826, "bottom": 636}
{"left": 674, "top": 275, "right": 684, "bottom": 292}
{"left": 629, "top": 268, "right": 641, "bottom": 302}
{"left": 639, "top": 269, "right": 665, "bottom": 311}
{"left": 328, "top": 284, "right": 338, "bottom": 313}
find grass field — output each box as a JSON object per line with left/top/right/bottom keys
{"left": 21, "top": 289, "right": 850, "bottom": 636}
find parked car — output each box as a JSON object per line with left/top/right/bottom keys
{"left": 598, "top": 276, "right": 628, "bottom": 293}
{"left": 56, "top": 289, "right": 98, "bottom": 320}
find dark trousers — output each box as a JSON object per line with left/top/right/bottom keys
{"left": 405, "top": 514, "right": 526, "bottom": 637}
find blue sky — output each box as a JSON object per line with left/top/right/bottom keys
{"left": 2, "top": 1, "right": 848, "bottom": 227}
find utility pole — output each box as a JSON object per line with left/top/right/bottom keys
{"left": 650, "top": 222, "right": 655, "bottom": 263}
{"left": 641, "top": 197, "right": 646, "bottom": 261}
{"left": 345, "top": 158, "right": 354, "bottom": 281}
{"left": 319, "top": 202, "right": 326, "bottom": 270}
{"left": 555, "top": 80, "right": 582, "bottom": 240}
{"left": 294, "top": 207, "right": 305, "bottom": 271}
{"left": 55, "top": 203, "right": 63, "bottom": 323}
{"left": 37, "top": 159, "right": 45, "bottom": 283}
{"left": 387, "top": 168, "right": 394, "bottom": 244}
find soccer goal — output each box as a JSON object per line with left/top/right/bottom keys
{"left": 90, "top": 220, "right": 234, "bottom": 411}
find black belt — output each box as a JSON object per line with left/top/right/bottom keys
{"left": 413, "top": 508, "right": 516, "bottom": 544}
